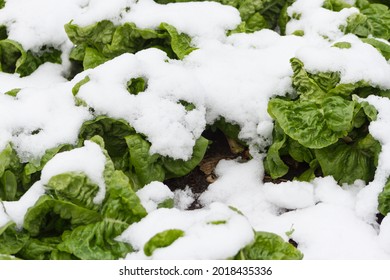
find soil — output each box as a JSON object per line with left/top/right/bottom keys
{"left": 164, "top": 128, "right": 247, "bottom": 210}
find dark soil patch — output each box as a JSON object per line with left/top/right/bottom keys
{"left": 376, "top": 213, "right": 385, "bottom": 225}
{"left": 164, "top": 128, "right": 248, "bottom": 209}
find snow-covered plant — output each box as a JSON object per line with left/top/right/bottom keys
{"left": 1, "top": 0, "right": 390, "bottom": 260}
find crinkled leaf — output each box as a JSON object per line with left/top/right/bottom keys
{"left": 378, "top": 179, "right": 390, "bottom": 216}
{"left": 127, "top": 77, "right": 147, "bottom": 95}
{"left": 45, "top": 172, "right": 101, "bottom": 211}
{"left": 83, "top": 47, "right": 110, "bottom": 69}
{"left": 0, "top": 39, "right": 61, "bottom": 76}
{"left": 65, "top": 20, "right": 196, "bottom": 70}
{"left": 78, "top": 116, "right": 135, "bottom": 170}
{"left": 159, "top": 22, "right": 197, "bottom": 59}
{"left": 58, "top": 220, "right": 132, "bottom": 260}
{"left": 144, "top": 229, "right": 185, "bottom": 257}
{"left": 268, "top": 96, "right": 355, "bottom": 149}
{"left": 315, "top": 134, "right": 381, "bottom": 184}
{"left": 264, "top": 123, "right": 289, "bottom": 179}
{"left": 162, "top": 136, "right": 209, "bottom": 179}
{"left": 0, "top": 222, "right": 29, "bottom": 255}
{"left": 125, "top": 134, "right": 165, "bottom": 186}
{"left": 23, "top": 195, "right": 101, "bottom": 237}
{"left": 234, "top": 231, "right": 303, "bottom": 260}
{"left": 346, "top": 2, "right": 390, "bottom": 40}
{"left": 17, "top": 236, "right": 75, "bottom": 260}
{"left": 323, "top": 0, "right": 352, "bottom": 11}
{"left": 102, "top": 170, "right": 147, "bottom": 224}
{"left": 0, "top": 143, "right": 24, "bottom": 200}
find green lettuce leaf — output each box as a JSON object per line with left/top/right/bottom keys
{"left": 0, "top": 143, "right": 24, "bottom": 201}
{"left": 23, "top": 194, "right": 102, "bottom": 237}
{"left": 78, "top": 116, "right": 135, "bottom": 170}
{"left": 143, "top": 229, "right": 185, "bottom": 257}
{"left": 17, "top": 237, "right": 76, "bottom": 260}
{"left": 58, "top": 169, "right": 147, "bottom": 259}
{"left": 268, "top": 96, "right": 355, "bottom": 149}
{"left": 155, "top": 0, "right": 292, "bottom": 33}
{"left": 315, "top": 134, "right": 381, "bottom": 184}
{"left": 0, "top": 39, "right": 61, "bottom": 76}
{"left": 378, "top": 179, "right": 390, "bottom": 216}
{"left": 264, "top": 123, "right": 289, "bottom": 179}
{"left": 234, "top": 231, "right": 303, "bottom": 260}
{"left": 162, "top": 136, "right": 209, "bottom": 179}
{"left": 0, "top": 222, "right": 29, "bottom": 256}
{"left": 65, "top": 20, "right": 196, "bottom": 70}
{"left": 345, "top": 1, "right": 390, "bottom": 40}
{"left": 125, "top": 134, "right": 166, "bottom": 186}
{"left": 323, "top": 0, "right": 352, "bottom": 11}
{"left": 58, "top": 220, "right": 133, "bottom": 260}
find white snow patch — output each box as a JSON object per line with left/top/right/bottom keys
{"left": 296, "top": 35, "right": 390, "bottom": 88}
{"left": 136, "top": 181, "right": 174, "bottom": 213}
{"left": 286, "top": 0, "right": 359, "bottom": 41}
{"left": 379, "top": 215, "right": 390, "bottom": 254}
{"left": 2, "top": 181, "right": 45, "bottom": 228}
{"left": 174, "top": 186, "right": 195, "bottom": 210}
{"left": 117, "top": 202, "right": 254, "bottom": 260}
{"left": 260, "top": 203, "right": 389, "bottom": 259}
{"left": 353, "top": 96, "right": 390, "bottom": 223}
{"left": 263, "top": 181, "right": 315, "bottom": 210}
{"left": 120, "top": 0, "right": 240, "bottom": 42}
{"left": 0, "top": 82, "right": 90, "bottom": 159}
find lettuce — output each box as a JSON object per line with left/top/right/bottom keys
{"left": 155, "top": 0, "right": 292, "bottom": 33}
{"left": 315, "top": 134, "right": 381, "bottom": 184}
{"left": 143, "top": 229, "right": 185, "bottom": 257}
{"left": 0, "top": 144, "right": 24, "bottom": 201}
{"left": 265, "top": 58, "right": 381, "bottom": 184}
{"left": 78, "top": 116, "right": 208, "bottom": 189}
{"left": 234, "top": 231, "right": 303, "bottom": 260}
{"left": 345, "top": 0, "right": 390, "bottom": 39}
{"left": 0, "top": 136, "right": 148, "bottom": 260}
{"left": 378, "top": 179, "right": 390, "bottom": 216}
{"left": 0, "top": 39, "right": 61, "bottom": 77}
{"left": 125, "top": 134, "right": 209, "bottom": 187}
{"left": 65, "top": 20, "right": 196, "bottom": 70}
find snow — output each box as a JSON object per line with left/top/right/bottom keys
{"left": 379, "top": 215, "right": 390, "bottom": 254}
{"left": 136, "top": 181, "right": 174, "bottom": 213}
{"left": 355, "top": 96, "right": 390, "bottom": 222}
{"left": 200, "top": 158, "right": 390, "bottom": 259}
{"left": 286, "top": 0, "right": 359, "bottom": 41}
{"left": 0, "top": 80, "right": 90, "bottom": 160}
{"left": 1, "top": 0, "right": 390, "bottom": 259}
{"left": 120, "top": 0, "right": 240, "bottom": 42}
{"left": 296, "top": 35, "right": 390, "bottom": 88}
{"left": 117, "top": 202, "right": 254, "bottom": 259}
{"left": 174, "top": 186, "right": 195, "bottom": 210}
{"left": 2, "top": 181, "right": 45, "bottom": 228}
